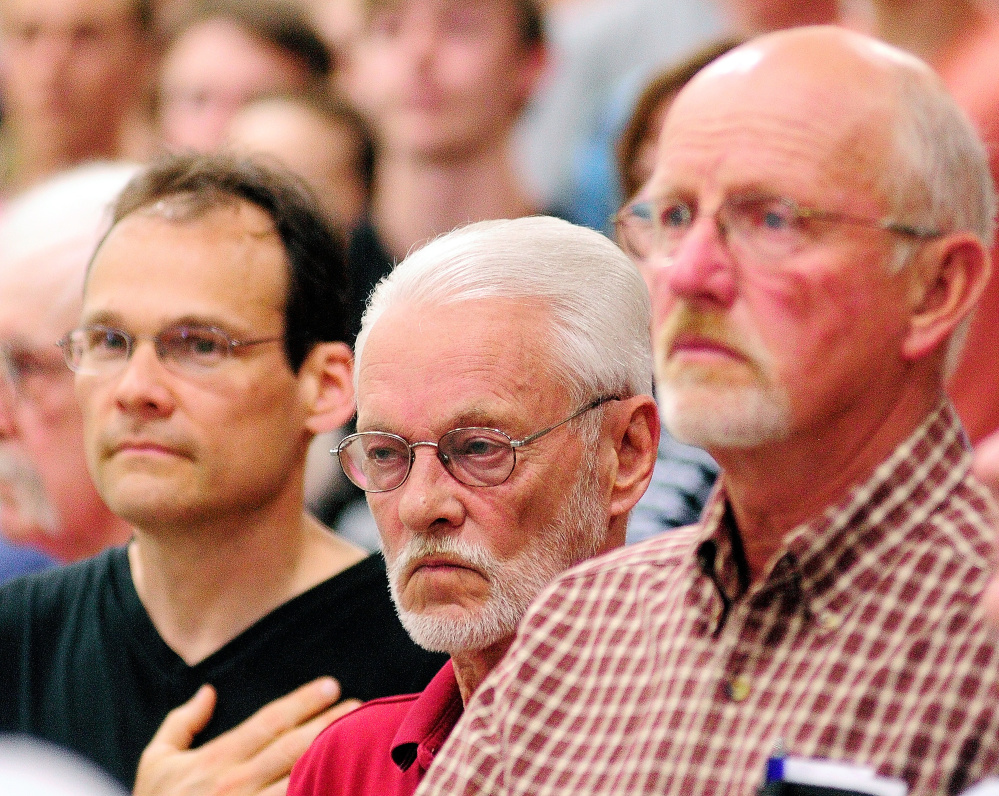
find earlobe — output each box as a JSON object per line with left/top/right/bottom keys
{"left": 608, "top": 396, "right": 661, "bottom": 520}
{"left": 902, "top": 234, "right": 991, "bottom": 362}
{"left": 301, "top": 342, "right": 356, "bottom": 434}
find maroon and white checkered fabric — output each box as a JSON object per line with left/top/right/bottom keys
{"left": 417, "top": 400, "right": 999, "bottom": 796}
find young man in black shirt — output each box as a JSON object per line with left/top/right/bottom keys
{"left": 0, "top": 153, "right": 445, "bottom": 791}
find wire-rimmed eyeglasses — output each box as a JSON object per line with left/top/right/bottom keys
{"left": 335, "top": 395, "right": 619, "bottom": 493}
{"left": 0, "top": 341, "right": 70, "bottom": 404}
{"left": 58, "top": 323, "right": 283, "bottom": 377}
{"left": 613, "top": 193, "right": 942, "bottom": 264}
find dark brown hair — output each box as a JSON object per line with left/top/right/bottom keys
{"left": 100, "top": 152, "right": 350, "bottom": 371}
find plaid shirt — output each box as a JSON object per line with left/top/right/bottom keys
{"left": 417, "top": 400, "right": 999, "bottom": 796}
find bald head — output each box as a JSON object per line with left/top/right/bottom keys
{"left": 663, "top": 26, "right": 994, "bottom": 248}
{"left": 643, "top": 25, "right": 993, "bottom": 459}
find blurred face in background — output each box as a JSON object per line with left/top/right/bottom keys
{"left": 0, "top": 244, "right": 108, "bottom": 557}
{"left": 228, "top": 96, "right": 370, "bottom": 231}
{"left": 159, "top": 18, "right": 316, "bottom": 152}
{"left": 0, "top": 0, "right": 150, "bottom": 163}
{"left": 348, "top": 0, "right": 545, "bottom": 161}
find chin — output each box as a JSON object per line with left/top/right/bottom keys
{"left": 396, "top": 602, "right": 517, "bottom": 655}
{"left": 658, "top": 380, "right": 792, "bottom": 449}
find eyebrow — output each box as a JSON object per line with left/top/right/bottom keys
{"left": 78, "top": 311, "right": 262, "bottom": 337}
{"left": 358, "top": 408, "right": 521, "bottom": 438}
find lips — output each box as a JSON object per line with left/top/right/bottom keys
{"left": 406, "top": 555, "right": 480, "bottom": 580}
{"left": 104, "top": 434, "right": 190, "bottom": 461}
{"left": 668, "top": 331, "right": 746, "bottom": 363}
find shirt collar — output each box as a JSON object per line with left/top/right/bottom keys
{"left": 692, "top": 398, "right": 972, "bottom": 621}
{"left": 390, "top": 659, "right": 463, "bottom": 772}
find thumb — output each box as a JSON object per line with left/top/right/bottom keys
{"left": 147, "top": 684, "right": 218, "bottom": 755}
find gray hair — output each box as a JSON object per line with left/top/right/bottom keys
{"left": 881, "top": 51, "right": 996, "bottom": 372}
{"left": 0, "top": 162, "right": 140, "bottom": 315}
{"left": 355, "top": 216, "right": 653, "bottom": 406}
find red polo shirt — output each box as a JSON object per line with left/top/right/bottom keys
{"left": 289, "top": 660, "right": 461, "bottom": 796}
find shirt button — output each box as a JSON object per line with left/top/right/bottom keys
{"left": 728, "top": 675, "right": 751, "bottom": 702}
{"left": 819, "top": 612, "right": 842, "bottom": 632}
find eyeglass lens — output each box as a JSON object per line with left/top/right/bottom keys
{"left": 63, "top": 325, "right": 252, "bottom": 374}
{"left": 337, "top": 427, "right": 517, "bottom": 493}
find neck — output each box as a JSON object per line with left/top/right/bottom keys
{"left": 129, "top": 509, "right": 366, "bottom": 665}
{"left": 868, "top": 0, "right": 986, "bottom": 63}
{"left": 451, "top": 636, "right": 516, "bottom": 705}
{"left": 372, "top": 141, "right": 538, "bottom": 261}
{"left": 712, "top": 383, "right": 940, "bottom": 582}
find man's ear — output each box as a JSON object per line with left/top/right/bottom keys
{"left": 903, "top": 233, "right": 991, "bottom": 362}
{"left": 606, "top": 395, "right": 660, "bottom": 521}
{"left": 902, "top": 233, "right": 992, "bottom": 360}
{"left": 299, "top": 341, "right": 356, "bottom": 434}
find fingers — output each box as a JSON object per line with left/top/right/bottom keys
{"left": 133, "top": 678, "right": 346, "bottom": 796}
{"left": 148, "top": 684, "right": 218, "bottom": 755}
{"left": 211, "top": 677, "right": 343, "bottom": 761}
{"left": 225, "top": 698, "right": 363, "bottom": 790}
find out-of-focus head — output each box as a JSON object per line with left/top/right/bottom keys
{"left": 74, "top": 152, "right": 355, "bottom": 532}
{"left": 0, "top": 0, "right": 153, "bottom": 179}
{"left": 626, "top": 26, "right": 993, "bottom": 456}
{"left": 227, "top": 90, "right": 374, "bottom": 232}
{"left": 347, "top": 0, "right": 546, "bottom": 161}
{"left": 0, "top": 736, "right": 126, "bottom": 796}
{"left": 617, "top": 38, "right": 741, "bottom": 206}
{"left": 0, "top": 161, "right": 138, "bottom": 560}
{"left": 350, "top": 216, "right": 657, "bottom": 656}
{"left": 157, "top": 0, "right": 333, "bottom": 153}
{"left": 715, "top": 0, "right": 842, "bottom": 34}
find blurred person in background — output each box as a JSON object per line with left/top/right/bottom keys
{"left": 341, "top": 0, "right": 550, "bottom": 339}
{"left": 156, "top": 0, "right": 332, "bottom": 153}
{"left": 0, "top": 162, "right": 137, "bottom": 579}
{"left": 227, "top": 90, "right": 373, "bottom": 235}
{"left": 0, "top": 0, "right": 155, "bottom": 199}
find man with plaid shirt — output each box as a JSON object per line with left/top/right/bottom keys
{"left": 416, "top": 26, "right": 999, "bottom": 796}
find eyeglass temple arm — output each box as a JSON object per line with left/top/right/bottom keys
{"left": 511, "top": 395, "right": 620, "bottom": 449}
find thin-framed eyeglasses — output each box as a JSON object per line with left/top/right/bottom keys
{"left": 58, "top": 323, "right": 284, "bottom": 377}
{"left": 0, "top": 342, "right": 71, "bottom": 403}
{"left": 612, "top": 193, "right": 942, "bottom": 264}
{"left": 335, "top": 395, "right": 619, "bottom": 493}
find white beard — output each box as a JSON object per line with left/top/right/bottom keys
{"left": 657, "top": 376, "right": 791, "bottom": 449}
{"left": 384, "top": 448, "right": 606, "bottom": 654}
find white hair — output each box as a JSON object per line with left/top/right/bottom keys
{"left": 355, "top": 216, "right": 653, "bottom": 405}
{"left": 880, "top": 50, "right": 996, "bottom": 372}
{"left": 0, "top": 162, "right": 140, "bottom": 302}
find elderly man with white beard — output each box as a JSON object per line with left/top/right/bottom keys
{"left": 288, "top": 215, "right": 660, "bottom": 796}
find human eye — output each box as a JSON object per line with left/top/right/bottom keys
{"left": 739, "top": 197, "right": 799, "bottom": 233}
{"left": 358, "top": 435, "right": 410, "bottom": 478}
{"left": 85, "top": 326, "right": 129, "bottom": 360}
{"left": 659, "top": 200, "right": 694, "bottom": 232}
{"left": 165, "top": 326, "right": 229, "bottom": 367}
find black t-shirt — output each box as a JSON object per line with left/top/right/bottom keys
{"left": 0, "top": 548, "right": 446, "bottom": 787}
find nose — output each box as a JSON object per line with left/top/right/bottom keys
{"left": 654, "top": 214, "right": 738, "bottom": 311}
{"left": 394, "top": 445, "right": 465, "bottom": 534}
{"left": 107, "top": 340, "right": 175, "bottom": 419}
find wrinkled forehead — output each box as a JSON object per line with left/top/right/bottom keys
{"left": 655, "top": 34, "right": 901, "bottom": 203}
